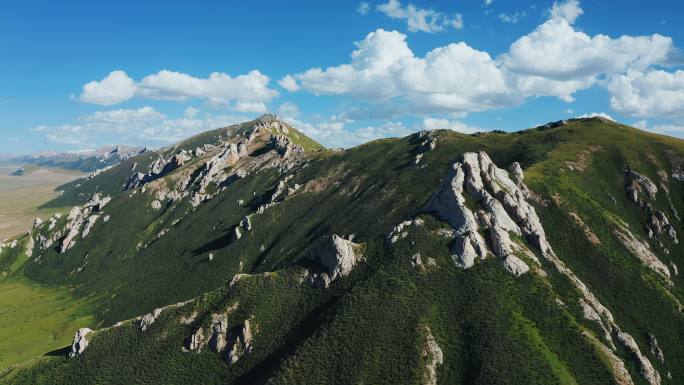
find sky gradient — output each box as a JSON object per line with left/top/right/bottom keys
{"left": 1, "top": 0, "right": 683, "bottom": 153}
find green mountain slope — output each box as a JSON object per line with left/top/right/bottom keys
{"left": 1, "top": 115, "right": 683, "bottom": 385}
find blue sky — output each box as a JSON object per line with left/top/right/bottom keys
{"left": 1, "top": 0, "right": 683, "bottom": 153}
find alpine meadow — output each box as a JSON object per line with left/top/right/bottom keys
{"left": 2, "top": 1, "right": 684, "bottom": 385}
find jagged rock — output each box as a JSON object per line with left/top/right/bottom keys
{"left": 232, "top": 226, "right": 242, "bottom": 241}
{"left": 386, "top": 219, "right": 423, "bottom": 244}
{"left": 81, "top": 215, "right": 99, "bottom": 237}
{"left": 227, "top": 320, "right": 253, "bottom": 364}
{"left": 187, "top": 327, "right": 205, "bottom": 352}
{"left": 301, "top": 270, "right": 332, "bottom": 288}
{"left": 241, "top": 216, "right": 252, "bottom": 231}
{"left": 625, "top": 169, "right": 658, "bottom": 203}
{"left": 508, "top": 162, "right": 524, "bottom": 184}
{"left": 670, "top": 262, "right": 679, "bottom": 276}
{"left": 428, "top": 152, "right": 551, "bottom": 275}
{"left": 306, "top": 234, "right": 362, "bottom": 282}
{"left": 613, "top": 226, "right": 670, "bottom": 281}
{"left": 615, "top": 331, "right": 661, "bottom": 385}
{"left": 137, "top": 308, "right": 163, "bottom": 331}
{"left": 420, "top": 326, "right": 443, "bottom": 385}
{"left": 649, "top": 333, "right": 665, "bottom": 363}
{"left": 151, "top": 200, "right": 162, "bottom": 210}
{"left": 32, "top": 217, "right": 43, "bottom": 229}
{"left": 208, "top": 313, "right": 229, "bottom": 353}
{"left": 69, "top": 328, "right": 93, "bottom": 357}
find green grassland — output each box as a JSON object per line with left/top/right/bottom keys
{"left": 1, "top": 117, "right": 684, "bottom": 384}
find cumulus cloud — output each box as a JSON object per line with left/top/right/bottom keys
{"left": 608, "top": 69, "right": 684, "bottom": 120}
{"left": 277, "top": 102, "right": 300, "bottom": 118}
{"left": 575, "top": 112, "right": 615, "bottom": 121}
{"left": 549, "top": 0, "right": 583, "bottom": 24}
{"left": 357, "top": 2, "right": 370, "bottom": 15}
{"left": 278, "top": 74, "right": 301, "bottom": 92}
{"left": 285, "top": 29, "right": 510, "bottom": 114}
{"left": 376, "top": 0, "right": 463, "bottom": 33}
{"left": 78, "top": 69, "right": 278, "bottom": 109}
{"left": 500, "top": 14, "right": 677, "bottom": 102}
{"left": 78, "top": 70, "right": 137, "bottom": 105}
{"left": 420, "top": 117, "right": 479, "bottom": 134}
{"left": 284, "top": 0, "right": 681, "bottom": 119}
{"left": 34, "top": 106, "right": 249, "bottom": 145}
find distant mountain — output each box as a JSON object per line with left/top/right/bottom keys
{"left": 1, "top": 114, "right": 684, "bottom": 385}
{"left": 4, "top": 145, "right": 147, "bottom": 173}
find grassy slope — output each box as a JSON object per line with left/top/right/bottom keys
{"left": 2, "top": 118, "right": 684, "bottom": 384}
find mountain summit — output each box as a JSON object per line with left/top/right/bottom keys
{"left": 1, "top": 116, "right": 683, "bottom": 385}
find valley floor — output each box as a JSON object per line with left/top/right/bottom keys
{"left": 0, "top": 279, "right": 94, "bottom": 370}
{"left": 0, "top": 164, "right": 82, "bottom": 241}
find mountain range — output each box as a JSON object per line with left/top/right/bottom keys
{"left": 0, "top": 114, "right": 683, "bottom": 385}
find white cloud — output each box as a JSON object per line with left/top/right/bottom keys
{"left": 376, "top": 0, "right": 463, "bottom": 33}
{"left": 420, "top": 117, "right": 479, "bottom": 134}
{"left": 233, "top": 101, "right": 268, "bottom": 113}
{"left": 629, "top": 119, "right": 684, "bottom": 137}
{"left": 34, "top": 106, "right": 249, "bottom": 145}
{"left": 289, "top": 29, "right": 510, "bottom": 114}
{"left": 278, "top": 74, "right": 301, "bottom": 92}
{"left": 500, "top": 13, "right": 677, "bottom": 102}
{"left": 78, "top": 70, "right": 137, "bottom": 106}
{"left": 575, "top": 112, "right": 615, "bottom": 121}
{"left": 78, "top": 69, "right": 278, "bottom": 109}
{"left": 184, "top": 106, "right": 199, "bottom": 118}
{"left": 498, "top": 11, "right": 526, "bottom": 24}
{"left": 608, "top": 69, "right": 684, "bottom": 120}
{"left": 284, "top": 1, "right": 680, "bottom": 116}
{"left": 484, "top": 0, "right": 493, "bottom": 6}
{"left": 549, "top": 0, "right": 583, "bottom": 24}
{"left": 277, "top": 102, "right": 300, "bottom": 118}
{"left": 357, "top": 2, "right": 370, "bottom": 15}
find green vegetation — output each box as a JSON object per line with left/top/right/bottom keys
{"left": 0, "top": 279, "right": 95, "bottom": 370}
{"left": 1, "top": 117, "right": 684, "bottom": 384}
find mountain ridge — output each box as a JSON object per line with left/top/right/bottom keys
{"left": 1, "top": 114, "right": 683, "bottom": 385}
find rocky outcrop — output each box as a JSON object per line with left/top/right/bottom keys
{"left": 137, "top": 307, "right": 163, "bottom": 331}
{"left": 227, "top": 320, "right": 253, "bottom": 364}
{"left": 615, "top": 331, "right": 661, "bottom": 385}
{"left": 413, "top": 131, "right": 437, "bottom": 165}
{"left": 421, "top": 326, "right": 443, "bottom": 385}
{"left": 625, "top": 169, "right": 658, "bottom": 205}
{"left": 124, "top": 151, "right": 192, "bottom": 190}
{"left": 613, "top": 226, "right": 671, "bottom": 281}
{"left": 428, "top": 151, "right": 549, "bottom": 275}
{"left": 386, "top": 218, "right": 424, "bottom": 244}
{"left": 305, "top": 234, "right": 363, "bottom": 284}
{"left": 69, "top": 328, "right": 93, "bottom": 357}
{"left": 187, "top": 327, "right": 205, "bottom": 352}
{"left": 648, "top": 333, "right": 665, "bottom": 363}
{"left": 52, "top": 193, "right": 111, "bottom": 253}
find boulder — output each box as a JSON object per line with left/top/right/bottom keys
{"left": 307, "top": 235, "right": 362, "bottom": 282}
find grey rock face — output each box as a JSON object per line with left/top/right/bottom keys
{"left": 69, "top": 328, "right": 93, "bottom": 357}
{"left": 137, "top": 308, "right": 163, "bottom": 331}
{"left": 427, "top": 151, "right": 550, "bottom": 275}
{"left": 421, "top": 326, "right": 443, "bottom": 385}
{"left": 307, "top": 234, "right": 362, "bottom": 282}
{"left": 227, "top": 320, "right": 253, "bottom": 364}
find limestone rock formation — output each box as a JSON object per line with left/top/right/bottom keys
{"left": 428, "top": 151, "right": 550, "bottom": 275}
{"left": 306, "top": 234, "right": 363, "bottom": 283}
{"left": 421, "top": 326, "right": 443, "bottom": 385}
{"left": 69, "top": 328, "right": 93, "bottom": 357}
{"left": 227, "top": 320, "right": 253, "bottom": 364}
{"left": 137, "top": 308, "right": 163, "bottom": 331}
